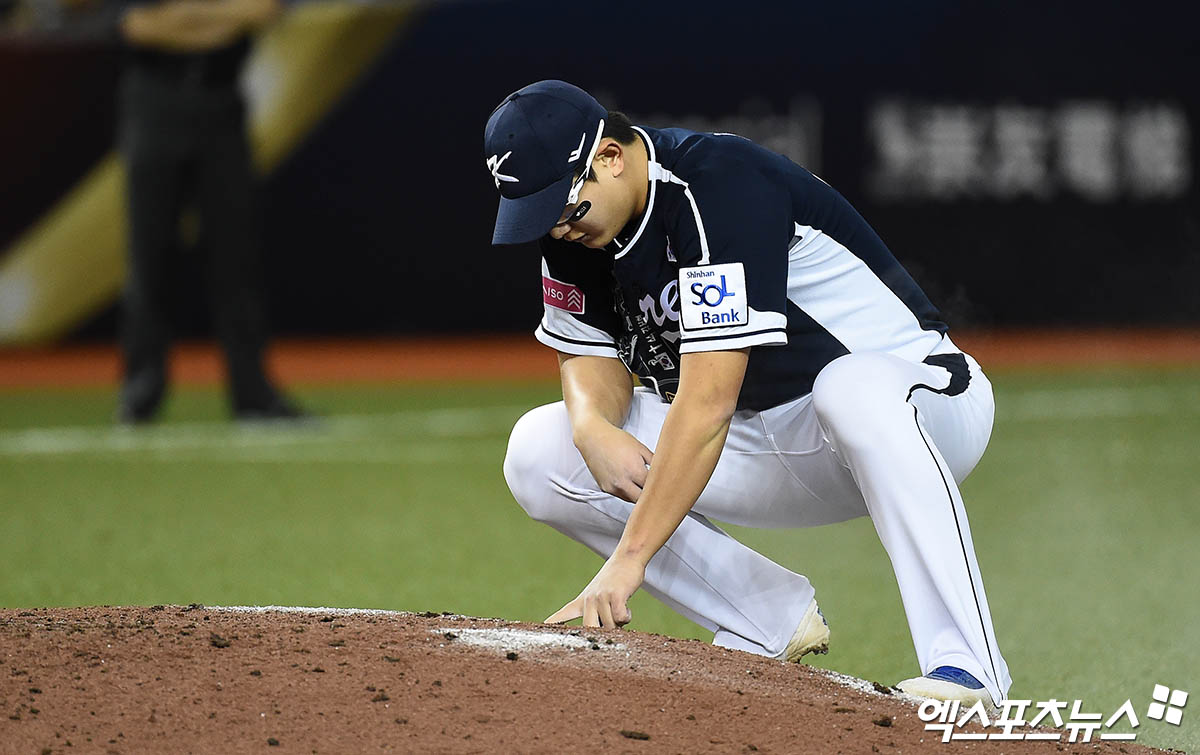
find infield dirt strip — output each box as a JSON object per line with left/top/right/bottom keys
{"left": 0, "top": 607, "right": 1162, "bottom": 754}
{"left": 2, "top": 329, "right": 1200, "bottom": 388}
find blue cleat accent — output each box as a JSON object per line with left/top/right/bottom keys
{"left": 926, "top": 666, "right": 984, "bottom": 689}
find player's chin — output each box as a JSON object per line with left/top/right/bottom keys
{"left": 579, "top": 234, "right": 608, "bottom": 249}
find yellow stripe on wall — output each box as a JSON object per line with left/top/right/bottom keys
{"left": 0, "top": 2, "right": 416, "bottom": 345}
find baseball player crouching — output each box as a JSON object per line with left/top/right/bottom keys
{"left": 487, "top": 80, "right": 1012, "bottom": 708}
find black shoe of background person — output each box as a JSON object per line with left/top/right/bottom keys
{"left": 233, "top": 394, "right": 310, "bottom": 423}
{"left": 116, "top": 371, "right": 165, "bottom": 425}
{"left": 115, "top": 401, "right": 158, "bottom": 425}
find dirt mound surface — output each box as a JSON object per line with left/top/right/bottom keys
{"left": 1, "top": 606, "right": 1160, "bottom": 754}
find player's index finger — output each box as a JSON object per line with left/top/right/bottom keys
{"left": 544, "top": 600, "right": 582, "bottom": 624}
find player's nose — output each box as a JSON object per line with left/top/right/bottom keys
{"left": 550, "top": 223, "right": 588, "bottom": 243}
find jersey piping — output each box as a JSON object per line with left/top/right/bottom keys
{"left": 649, "top": 162, "right": 712, "bottom": 265}
{"left": 613, "top": 126, "right": 660, "bottom": 261}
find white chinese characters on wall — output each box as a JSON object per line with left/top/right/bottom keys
{"left": 868, "top": 100, "right": 1191, "bottom": 202}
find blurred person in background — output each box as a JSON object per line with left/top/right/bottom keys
{"left": 116, "top": 0, "right": 302, "bottom": 422}
{"left": 2, "top": 0, "right": 110, "bottom": 36}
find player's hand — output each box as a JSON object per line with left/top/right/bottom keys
{"left": 574, "top": 422, "right": 654, "bottom": 503}
{"left": 544, "top": 555, "right": 645, "bottom": 628}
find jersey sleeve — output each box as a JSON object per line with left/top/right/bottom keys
{"left": 533, "top": 236, "right": 621, "bottom": 358}
{"left": 662, "top": 152, "right": 793, "bottom": 353}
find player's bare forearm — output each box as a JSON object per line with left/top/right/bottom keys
{"left": 613, "top": 348, "right": 748, "bottom": 566}
{"left": 544, "top": 348, "right": 748, "bottom": 627}
{"left": 559, "top": 353, "right": 634, "bottom": 443}
{"left": 559, "top": 354, "right": 652, "bottom": 502}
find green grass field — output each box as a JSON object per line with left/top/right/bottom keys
{"left": 1, "top": 368, "right": 1197, "bottom": 751}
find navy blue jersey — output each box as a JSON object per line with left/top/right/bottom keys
{"left": 535, "top": 126, "right": 948, "bottom": 411}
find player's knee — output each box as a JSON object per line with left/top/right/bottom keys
{"left": 812, "top": 353, "right": 887, "bottom": 419}
{"left": 503, "top": 403, "right": 568, "bottom": 522}
{"left": 812, "top": 353, "right": 906, "bottom": 447}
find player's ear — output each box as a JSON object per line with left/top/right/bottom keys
{"left": 597, "top": 140, "right": 625, "bottom": 178}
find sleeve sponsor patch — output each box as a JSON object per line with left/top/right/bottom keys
{"left": 679, "top": 263, "right": 747, "bottom": 331}
{"left": 542, "top": 275, "right": 585, "bottom": 314}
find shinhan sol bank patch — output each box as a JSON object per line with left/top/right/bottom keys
{"left": 679, "top": 263, "right": 747, "bottom": 331}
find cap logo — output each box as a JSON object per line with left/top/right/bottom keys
{"left": 567, "top": 132, "right": 587, "bottom": 162}
{"left": 566, "top": 118, "right": 606, "bottom": 205}
{"left": 487, "top": 151, "right": 519, "bottom": 189}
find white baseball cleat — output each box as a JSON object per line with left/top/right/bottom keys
{"left": 779, "top": 599, "right": 830, "bottom": 662}
{"left": 896, "top": 666, "right": 997, "bottom": 710}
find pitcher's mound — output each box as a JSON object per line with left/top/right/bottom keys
{"left": 0, "top": 606, "right": 1158, "bottom": 753}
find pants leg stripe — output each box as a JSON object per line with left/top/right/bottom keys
{"left": 910, "top": 403, "right": 1001, "bottom": 692}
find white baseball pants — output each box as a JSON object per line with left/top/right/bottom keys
{"left": 503, "top": 343, "right": 1012, "bottom": 702}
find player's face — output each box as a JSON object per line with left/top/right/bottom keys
{"left": 550, "top": 182, "right": 604, "bottom": 247}
{"left": 548, "top": 144, "right": 636, "bottom": 249}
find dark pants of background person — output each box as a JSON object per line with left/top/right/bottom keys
{"left": 117, "top": 65, "right": 286, "bottom": 420}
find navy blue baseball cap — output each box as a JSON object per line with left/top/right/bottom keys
{"left": 485, "top": 80, "right": 607, "bottom": 245}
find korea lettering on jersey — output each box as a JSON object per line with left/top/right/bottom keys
{"left": 613, "top": 280, "right": 681, "bottom": 402}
